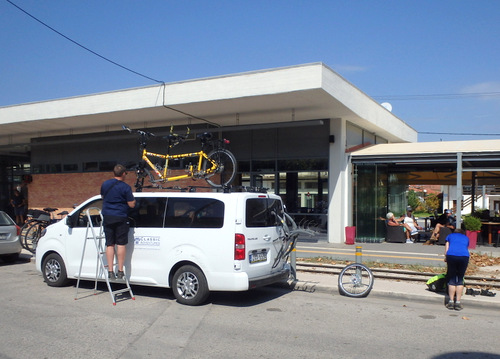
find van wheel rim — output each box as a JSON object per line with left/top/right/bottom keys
{"left": 45, "top": 259, "right": 61, "bottom": 282}
{"left": 176, "top": 272, "right": 199, "bottom": 299}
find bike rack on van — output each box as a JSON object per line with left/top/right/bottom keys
{"left": 74, "top": 208, "right": 135, "bottom": 305}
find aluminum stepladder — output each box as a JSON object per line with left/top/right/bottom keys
{"left": 75, "top": 207, "right": 135, "bottom": 305}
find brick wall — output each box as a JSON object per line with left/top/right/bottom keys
{"left": 28, "top": 170, "right": 211, "bottom": 212}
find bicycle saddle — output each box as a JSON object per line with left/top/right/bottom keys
{"left": 163, "top": 134, "right": 185, "bottom": 143}
{"left": 43, "top": 207, "right": 58, "bottom": 212}
{"left": 197, "top": 132, "right": 213, "bottom": 141}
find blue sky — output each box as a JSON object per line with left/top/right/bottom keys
{"left": 2, "top": 0, "right": 499, "bottom": 142}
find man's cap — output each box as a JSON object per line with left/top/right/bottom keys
{"left": 406, "top": 206, "right": 413, "bottom": 211}
{"left": 445, "top": 209, "right": 452, "bottom": 214}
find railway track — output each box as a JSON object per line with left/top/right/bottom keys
{"left": 296, "top": 262, "right": 500, "bottom": 289}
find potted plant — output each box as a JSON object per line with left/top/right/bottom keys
{"left": 463, "top": 215, "right": 482, "bottom": 249}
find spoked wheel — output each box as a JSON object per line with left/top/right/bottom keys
{"left": 338, "top": 263, "right": 374, "bottom": 298}
{"left": 23, "top": 222, "right": 45, "bottom": 254}
{"left": 205, "top": 149, "right": 237, "bottom": 188}
{"left": 19, "top": 220, "right": 34, "bottom": 250}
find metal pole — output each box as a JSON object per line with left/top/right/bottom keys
{"left": 290, "top": 246, "right": 297, "bottom": 280}
{"left": 355, "top": 246, "right": 362, "bottom": 264}
{"left": 456, "top": 153, "right": 463, "bottom": 228}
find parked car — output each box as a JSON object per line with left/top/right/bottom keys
{"left": 0, "top": 211, "right": 22, "bottom": 263}
{"left": 35, "top": 191, "right": 295, "bottom": 305}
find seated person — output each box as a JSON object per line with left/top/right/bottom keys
{"left": 386, "top": 212, "right": 414, "bottom": 242}
{"left": 400, "top": 206, "right": 422, "bottom": 237}
{"left": 428, "top": 209, "right": 456, "bottom": 244}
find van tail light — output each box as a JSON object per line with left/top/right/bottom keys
{"left": 234, "top": 234, "right": 245, "bottom": 260}
{"left": 16, "top": 225, "right": 21, "bottom": 236}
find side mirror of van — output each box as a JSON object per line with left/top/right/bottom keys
{"left": 66, "top": 213, "right": 78, "bottom": 228}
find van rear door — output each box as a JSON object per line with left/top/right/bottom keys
{"left": 238, "top": 195, "right": 287, "bottom": 279}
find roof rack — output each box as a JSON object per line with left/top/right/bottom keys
{"left": 136, "top": 185, "right": 269, "bottom": 194}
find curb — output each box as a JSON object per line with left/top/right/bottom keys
{"left": 288, "top": 280, "right": 500, "bottom": 310}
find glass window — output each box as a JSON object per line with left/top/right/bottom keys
{"left": 128, "top": 197, "right": 167, "bottom": 228}
{"left": 63, "top": 164, "right": 79, "bottom": 172}
{"left": 165, "top": 198, "right": 224, "bottom": 228}
{"left": 245, "top": 198, "right": 283, "bottom": 227}
{"left": 83, "top": 162, "right": 99, "bottom": 172}
{"left": 71, "top": 199, "right": 103, "bottom": 228}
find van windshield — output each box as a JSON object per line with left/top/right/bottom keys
{"left": 245, "top": 198, "right": 283, "bottom": 227}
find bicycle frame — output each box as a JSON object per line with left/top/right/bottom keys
{"left": 141, "top": 148, "right": 219, "bottom": 183}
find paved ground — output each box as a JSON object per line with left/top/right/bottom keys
{"left": 25, "top": 239, "right": 500, "bottom": 311}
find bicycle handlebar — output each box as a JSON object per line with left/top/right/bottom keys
{"left": 122, "top": 125, "right": 156, "bottom": 138}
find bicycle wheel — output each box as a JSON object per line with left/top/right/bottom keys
{"left": 24, "top": 221, "right": 46, "bottom": 254}
{"left": 338, "top": 263, "right": 374, "bottom": 298}
{"left": 205, "top": 149, "right": 237, "bottom": 188}
{"left": 19, "top": 220, "right": 36, "bottom": 250}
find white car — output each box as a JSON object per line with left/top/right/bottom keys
{"left": 35, "top": 191, "right": 295, "bottom": 305}
{"left": 0, "top": 211, "right": 22, "bottom": 263}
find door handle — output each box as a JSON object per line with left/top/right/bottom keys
{"left": 263, "top": 234, "right": 271, "bottom": 241}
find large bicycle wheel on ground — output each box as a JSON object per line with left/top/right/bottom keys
{"left": 23, "top": 221, "right": 45, "bottom": 254}
{"left": 338, "top": 263, "right": 374, "bottom": 298}
{"left": 205, "top": 149, "right": 237, "bottom": 188}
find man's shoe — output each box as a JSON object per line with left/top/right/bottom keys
{"left": 454, "top": 302, "right": 463, "bottom": 311}
{"left": 108, "top": 271, "right": 116, "bottom": 280}
{"left": 446, "top": 301, "right": 455, "bottom": 310}
{"left": 117, "top": 270, "right": 125, "bottom": 280}
{"left": 423, "top": 240, "right": 431, "bottom": 245}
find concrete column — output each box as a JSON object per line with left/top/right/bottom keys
{"left": 327, "top": 118, "right": 349, "bottom": 244}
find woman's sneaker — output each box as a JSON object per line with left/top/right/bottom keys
{"left": 454, "top": 302, "right": 463, "bottom": 311}
{"left": 446, "top": 300, "right": 455, "bottom": 310}
{"left": 108, "top": 271, "right": 116, "bottom": 280}
{"left": 117, "top": 270, "right": 125, "bottom": 280}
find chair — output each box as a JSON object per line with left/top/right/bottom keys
{"left": 437, "top": 227, "right": 452, "bottom": 245}
{"left": 385, "top": 223, "right": 406, "bottom": 243}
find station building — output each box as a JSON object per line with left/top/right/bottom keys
{"left": 0, "top": 62, "right": 437, "bottom": 244}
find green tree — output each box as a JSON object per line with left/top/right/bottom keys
{"left": 407, "top": 190, "right": 420, "bottom": 210}
{"left": 424, "top": 193, "right": 440, "bottom": 214}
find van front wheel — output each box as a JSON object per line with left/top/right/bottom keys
{"left": 172, "top": 265, "right": 209, "bottom": 306}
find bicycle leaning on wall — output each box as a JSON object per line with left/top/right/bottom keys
{"left": 123, "top": 125, "right": 237, "bottom": 191}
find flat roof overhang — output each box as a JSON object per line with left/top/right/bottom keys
{"left": 0, "top": 63, "right": 416, "bottom": 154}
{"left": 350, "top": 140, "right": 500, "bottom": 185}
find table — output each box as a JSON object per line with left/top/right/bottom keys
{"left": 480, "top": 222, "right": 500, "bottom": 245}
{"left": 417, "top": 217, "right": 432, "bottom": 231}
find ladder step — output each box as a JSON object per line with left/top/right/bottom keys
{"left": 112, "top": 288, "right": 133, "bottom": 295}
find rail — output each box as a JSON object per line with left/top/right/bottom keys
{"left": 296, "top": 262, "right": 500, "bottom": 289}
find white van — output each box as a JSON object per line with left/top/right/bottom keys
{"left": 35, "top": 191, "right": 295, "bottom": 305}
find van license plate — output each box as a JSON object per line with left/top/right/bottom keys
{"left": 0, "top": 234, "right": 7, "bottom": 240}
{"left": 249, "top": 251, "right": 267, "bottom": 264}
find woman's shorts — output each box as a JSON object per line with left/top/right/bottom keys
{"left": 446, "top": 255, "right": 469, "bottom": 286}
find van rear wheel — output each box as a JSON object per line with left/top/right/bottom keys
{"left": 172, "top": 265, "right": 209, "bottom": 306}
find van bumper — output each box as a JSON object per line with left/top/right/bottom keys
{"left": 248, "top": 267, "right": 290, "bottom": 289}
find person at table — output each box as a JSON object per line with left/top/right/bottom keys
{"left": 428, "top": 209, "right": 456, "bottom": 244}
{"left": 386, "top": 212, "right": 414, "bottom": 242}
{"left": 400, "top": 206, "right": 422, "bottom": 237}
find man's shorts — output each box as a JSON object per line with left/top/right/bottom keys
{"left": 103, "top": 216, "right": 130, "bottom": 246}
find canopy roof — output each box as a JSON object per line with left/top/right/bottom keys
{"left": 350, "top": 139, "right": 500, "bottom": 185}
